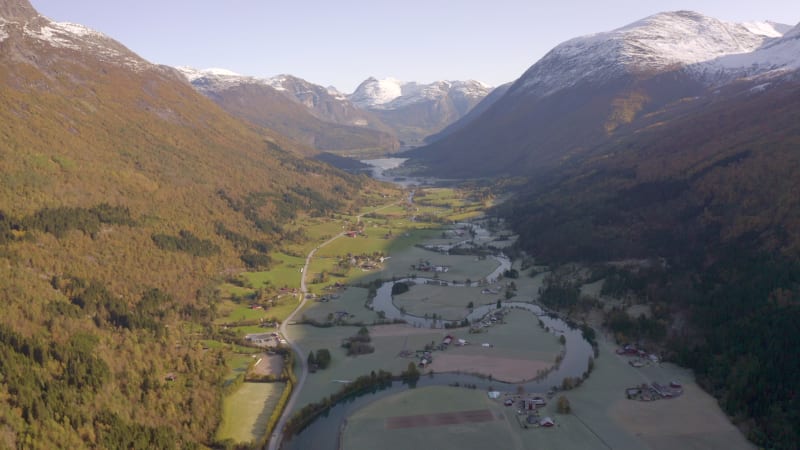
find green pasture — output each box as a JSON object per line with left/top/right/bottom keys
{"left": 216, "top": 382, "right": 285, "bottom": 444}
{"left": 214, "top": 301, "right": 270, "bottom": 324}
{"left": 393, "top": 284, "right": 493, "bottom": 320}
{"left": 240, "top": 252, "right": 305, "bottom": 290}
{"left": 377, "top": 247, "right": 500, "bottom": 282}
{"left": 223, "top": 353, "right": 256, "bottom": 385}
{"left": 287, "top": 324, "right": 445, "bottom": 412}
{"left": 450, "top": 309, "right": 562, "bottom": 360}
{"left": 299, "top": 287, "right": 378, "bottom": 325}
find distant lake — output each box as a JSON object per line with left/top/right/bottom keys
{"left": 361, "top": 158, "right": 444, "bottom": 187}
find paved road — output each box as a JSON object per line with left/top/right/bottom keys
{"left": 267, "top": 201, "right": 399, "bottom": 450}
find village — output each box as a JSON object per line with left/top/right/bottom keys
{"left": 205, "top": 186, "right": 750, "bottom": 450}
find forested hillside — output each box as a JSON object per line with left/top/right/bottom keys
{"left": 497, "top": 77, "right": 800, "bottom": 447}
{"left": 0, "top": 1, "right": 374, "bottom": 447}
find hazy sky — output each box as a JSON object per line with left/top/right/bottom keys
{"left": 29, "top": 1, "right": 800, "bottom": 92}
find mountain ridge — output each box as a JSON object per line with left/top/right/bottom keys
{"left": 0, "top": 2, "right": 372, "bottom": 447}
{"left": 178, "top": 67, "right": 400, "bottom": 155}
{"left": 408, "top": 10, "right": 795, "bottom": 177}
{"left": 349, "top": 76, "right": 493, "bottom": 147}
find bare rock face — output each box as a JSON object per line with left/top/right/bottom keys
{"left": 0, "top": 0, "right": 38, "bottom": 21}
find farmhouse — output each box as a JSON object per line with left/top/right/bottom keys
{"left": 540, "top": 417, "right": 555, "bottom": 427}
{"left": 245, "top": 333, "right": 273, "bottom": 345}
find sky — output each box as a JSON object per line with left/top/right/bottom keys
{"left": 29, "top": 0, "right": 800, "bottom": 93}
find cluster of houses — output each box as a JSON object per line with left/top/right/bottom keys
{"left": 626, "top": 381, "right": 683, "bottom": 401}
{"left": 342, "top": 255, "right": 385, "bottom": 271}
{"left": 470, "top": 309, "right": 507, "bottom": 333}
{"left": 244, "top": 331, "right": 286, "bottom": 347}
{"left": 413, "top": 334, "right": 470, "bottom": 368}
{"left": 315, "top": 293, "right": 340, "bottom": 303}
{"left": 411, "top": 260, "right": 450, "bottom": 273}
{"left": 490, "top": 391, "right": 554, "bottom": 428}
{"left": 616, "top": 344, "right": 660, "bottom": 366}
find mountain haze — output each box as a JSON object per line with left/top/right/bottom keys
{"left": 179, "top": 68, "right": 400, "bottom": 156}
{"left": 350, "top": 77, "right": 492, "bottom": 147}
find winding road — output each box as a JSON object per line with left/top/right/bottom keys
{"left": 268, "top": 201, "right": 400, "bottom": 450}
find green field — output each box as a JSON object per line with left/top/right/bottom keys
{"left": 240, "top": 252, "right": 305, "bottom": 290}
{"left": 214, "top": 301, "right": 271, "bottom": 324}
{"left": 216, "top": 382, "right": 285, "bottom": 444}
{"left": 393, "top": 284, "right": 494, "bottom": 320}
{"left": 223, "top": 353, "right": 256, "bottom": 385}
{"left": 286, "top": 324, "right": 445, "bottom": 412}
{"left": 299, "top": 287, "right": 378, "bottom": 325}
{"left": 338, "top": 336, "right": 754, "bottom": 450}
{"left": 375, "top": 247, "right": 500, "bottom": 283}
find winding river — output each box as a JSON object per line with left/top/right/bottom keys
{"left": 282, "top": 161, "right": 593, "bottom": 450}
{"left": 283, "top": 282, "right": 594, "bottom": 450}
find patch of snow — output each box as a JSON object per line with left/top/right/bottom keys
{"left": 25, "top": 22, "right": 82, "bottom": 50}
{"left": 52, "top": 21, "right": 104, "bottom": 39}
{"left": 203, "top": 67, "right": 241, "bottom": 77}
{"left": 264, "top": 74, "right": 288, "bottom": 91}
{"left": 19, "top": 18, "right": 149, "bottom": 71}
{"left": 0, "top": 19, "right": 8, "bottom": 42}
{"left": 326, "top": 86, "right": 348, "bottom": 101}
{"left": 177, "top": 66, "right": 257, "bottom": 89}
{"left": 708, "top": 25, "right": 800, "bottom": 76}
{"left": 740, "top": 21, "right": 784, "bottom": 38}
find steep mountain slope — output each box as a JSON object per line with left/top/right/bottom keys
{"left": 180, "top": 68, "right": 399, "bottom": 156}
{"left": 471, "top": 15, "right": 800, "bottom": 449}
{"left": 408, "top": 11, "right": 788, "bottom": 177}
{"left": 498, "top": 74, "right": 800, "bottom": 448}
{"left": 350, "top": 77, "right": 492, "bottom": 147}
{"left": 424, "top": 82, "right": 511, "bottom": 144}
{"left": 0, "top": 1, "right": 370, "bottom": 447}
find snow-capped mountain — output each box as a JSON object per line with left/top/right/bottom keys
{"left": 178, "top": 67, "right": 399, "bottom": 155}
{"left": 708, "top": 22, "right": 800, "bottom": 79}
{"left": 409, "top": 11, "right": 798, "bottom": 178}
{"left": 350, "top": 77, "right": 491, "bottom": 110}
{"left": 0, "top": 1, "right": 152, "bottom": 71}
{"left": 349, "top": 77, "right": 405, "bottom": 108}
{"left": 178, "top": 68, "right": 392, "bottom": 132}
{"left": 349, "top": 77, "right": 493, "bottom": 147}
{"left": 515, "top": 11, "right": 786, "bottom": 98}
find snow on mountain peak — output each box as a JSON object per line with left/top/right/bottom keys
{"left": 517, "top": 10, "right": 786, "bottom": 98}
{"left": 204, "top": 67, "right": 241, "bottom": 77}
{"left": 8, "top": 15, "right": 148, "bottom": 70}
{"left": 349, "top": 77, "right": 492, "bottom": 110}
{"left": 177, "top": 67, "right": 244, "bottom": 82}
{"left": 349, "top": 77, "right": 405, "bottom": 108}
